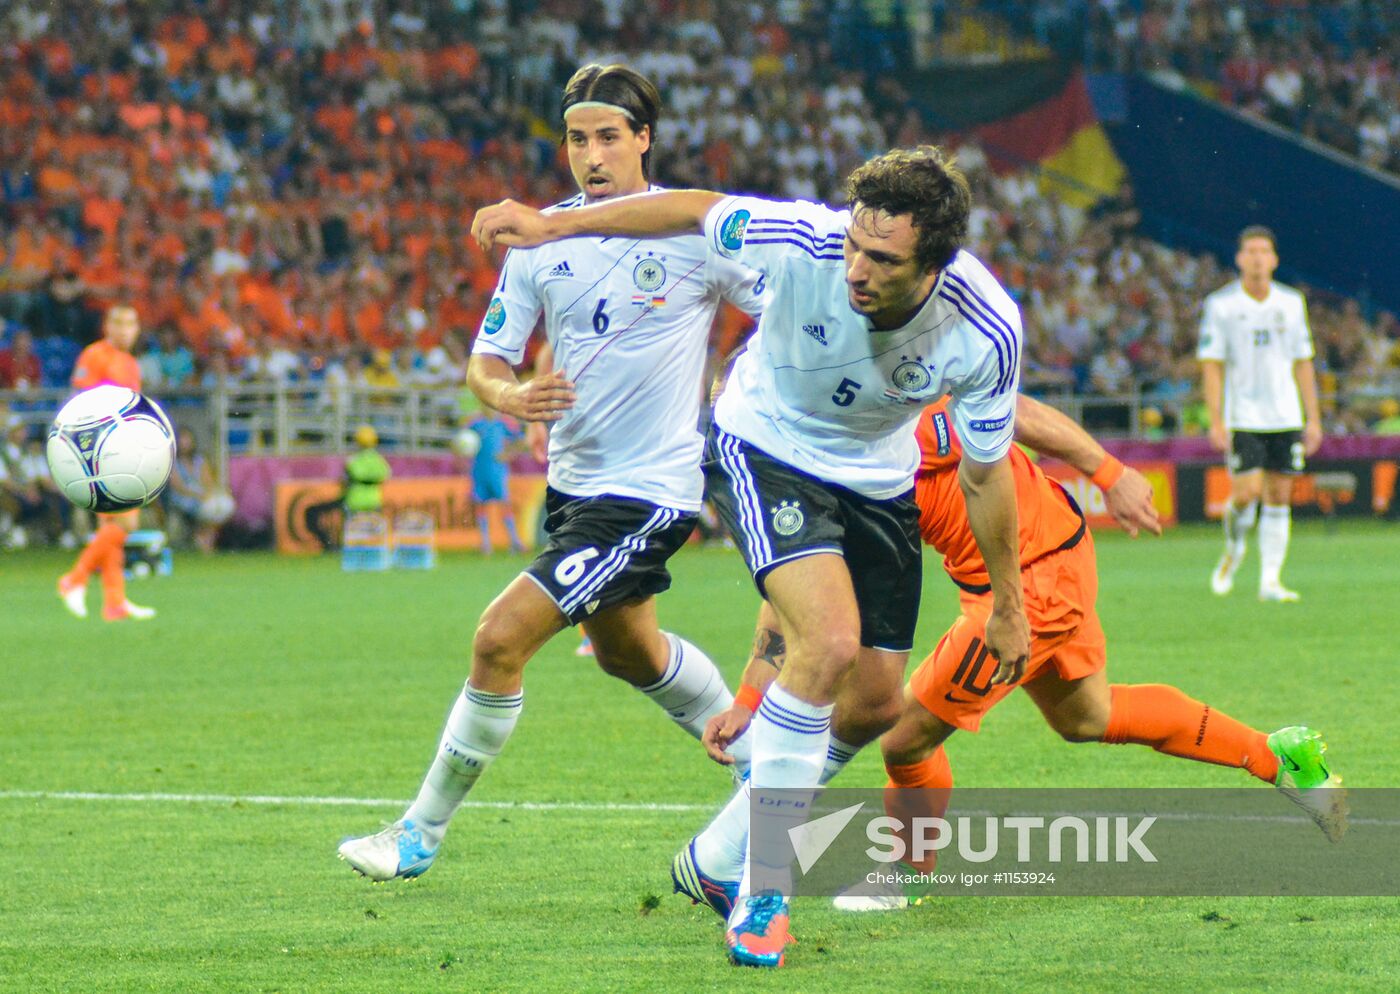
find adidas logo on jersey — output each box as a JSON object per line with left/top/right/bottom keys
{"left": 803, "top": 323, "right": 828, "bottom": 345}
{"left": 548, "top": 260, "right": 574, "bottom": 278}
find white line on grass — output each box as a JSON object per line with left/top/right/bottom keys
{"left": 1, "top": 789, "right": 1395, "bottom": 827}
{"left": 0, "top": 789, "right": 712, "bottom": 813}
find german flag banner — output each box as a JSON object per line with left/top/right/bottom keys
{"left": 905, "top": 59, "right": 1124, "bottom": 208}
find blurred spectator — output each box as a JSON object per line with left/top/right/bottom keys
{"left": 1, "top": 419, "right": 71, "bottom": 546}
{"left": 0, "top": 330, "right": 42, "bottom": 389}
{"left": 165, "top": 426, "right": 235, "bottom": 552}
{"left": 1374, "top": 398, "right": 1400, "bottom": 436}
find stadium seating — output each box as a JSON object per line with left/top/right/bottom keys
{"left": 0, "top": 0, "right": 1394, "bottom": 457}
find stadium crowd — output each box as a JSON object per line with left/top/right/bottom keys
{"left": 0, "top": 0, "right": 1396, "bottom": 443}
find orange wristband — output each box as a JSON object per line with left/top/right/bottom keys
{"left": 1091, "top": 455, "right": 1125, "bottom": 490}
{"left": 734, "top": 684, "right": 764, "bottom": 713}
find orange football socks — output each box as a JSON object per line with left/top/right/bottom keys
{"left": 884, "top": 747, "right": 954, "bottom": 872}
{"left": 1102, "top": 684, "right": 1278, "bottom": 783}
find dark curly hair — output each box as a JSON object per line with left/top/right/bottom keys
{"left": 845, "top": 146, "right": 971, "bottom": 272}
{"left": 561, "top": 64, "right": 661, "bottom": 178}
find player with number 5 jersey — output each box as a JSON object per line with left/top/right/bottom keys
{"left": 473, "top": 145, "right": 1032, "bottom": 968}
{"left": 337, "top": 64, "right": 762, "bottom": 885}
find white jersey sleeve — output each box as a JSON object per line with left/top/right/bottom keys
{"left": 471, "top": 249, "right": 542, "bottom": 364}
{"left": 1196, "top": 293, "right": 1227, "bottom": 362}
{"left": 703, "top": 195, "right": 847, "bottom": 274}
{"left": 706, "top": 251, "right": 766, "bottom": 316}
{"left": 948, "top": 318, "right": 1020, "bottom": 464}
{"left": 1289, "top": 296, "right": 1315, "bottom": 361}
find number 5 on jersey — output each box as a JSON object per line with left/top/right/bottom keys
{"left": 832, "top": 377, "right": 862, "bottom": 407}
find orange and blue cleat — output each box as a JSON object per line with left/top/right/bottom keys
{"left": 725, "top": 891, "right": 792, "bottom": 968}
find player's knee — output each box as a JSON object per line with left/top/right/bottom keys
{"left": 851, "top": 695, "right": 904, "bottom": 741}
{"left": 798, "top": 627, "right": 862, "bottom": 679}
{"left": 1234, "top": 479, "right": 1262, "bottom": 504}
{"left": 1049, "top": 709, "right": 1109, "bottom": 743}
{"left": 1263, "top": 478, "right": 1293, "bottom": 505}
{"left": 471, "top": 615, "right": 528, "bottom": 676}
{"left": 882, "top": 731, "right": 936, "bottom": 768}
{"left": 592, "top": 644, "right": 652, "bottom": 684}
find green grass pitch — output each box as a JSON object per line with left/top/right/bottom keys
{"left": 3, "top": 522, "right": 1397, "bottom": 993}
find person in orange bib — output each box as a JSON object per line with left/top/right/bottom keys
{"left": 57, "top": 304, "right": 157, "bottom": 622}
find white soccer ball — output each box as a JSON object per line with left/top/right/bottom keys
{"left": 46, "top": 385, "right": 176, "bottom": 512}
{"left": 451, "top": 427, "right": 482, "bottom": 458}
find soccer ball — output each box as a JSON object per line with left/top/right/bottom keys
{"left": 451, "top": 426, "right": 482, "bottom": 458}
{"left": 46, "top": 386, "right": 176, "bottom": 511}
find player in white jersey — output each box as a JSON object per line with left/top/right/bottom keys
{"left": 474, "top": 146, "right": 1031, "bottom": 968}
{"left": 1198, "top": 226, "right": 1322, "bottom": 601}
{"left": 338, "top": 64, "right": 763, "bottom": 883}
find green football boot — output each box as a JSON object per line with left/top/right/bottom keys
{"left": 1268, "top": 726, "right": 1347, "bottom": 842}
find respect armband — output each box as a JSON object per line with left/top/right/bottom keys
{"left": 1091, "top": 455, "right": 1125, "bottom": 491}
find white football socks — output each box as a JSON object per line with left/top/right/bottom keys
{"left": 694, "top": 779, "right": 751, "bottom": 880}
{"left": 738, "top": 684, "right": 832, "bottom": 907}
{"left": 1224, "top": 498, "right": 1258, "bottom": 560}
{"left": 404, "top": 684, "right": 522, "bottom": 848}
{"left": 821, "top": 735, "right": 859, "bottom": 785}
{"left": 639, "top": 633, "right": 746, "bottom": 767}
{"left": 1258, "top": 503, "right": 1291, "bottom": 589}
{"left": 691, "top": 732, "right": 858, "bottom": 883}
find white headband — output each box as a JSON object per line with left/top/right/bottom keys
{"left": 563, "top": 100, "right": 636, "bottom": 122}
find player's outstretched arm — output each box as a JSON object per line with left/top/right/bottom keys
{"left": 1014, "top": 395, "right": 1161, "bottom": 538}
{"left": 472, "top": 191, "right": 726, "bottom": 250}
{"left": 467, "top": 354, "right": 576, "bottom": 423}
{"left": 959, "top": 455, "right": 1030, "bottom": 685}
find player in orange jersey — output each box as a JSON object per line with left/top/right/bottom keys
{"left": 850, "top": 397, "right": 1342, "bottom": 905}
{"left": 57, "top": 304, "right": 157, "bottom": 622}
{"left": 679, "top": 395, "right": 1344, "bottom": 920}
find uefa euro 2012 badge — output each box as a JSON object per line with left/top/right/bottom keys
{"left": 483, "top": 297, "right": 506, "bottom": 335}
{"left": 771, "top": 500, "right": 804, "bottom": 537}
{"left": 719, "top": 208, "right": 751, "bottom": 253}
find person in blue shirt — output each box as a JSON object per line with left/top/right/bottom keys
{"left": 467, "top": 410, "right": 526, "bottom": 555}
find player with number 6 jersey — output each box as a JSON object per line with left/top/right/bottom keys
{"left": 478, "top": 194, "right": 760, "bottom": 510}
{"left": 338, "top": 63, "right": 762, "bottom": 886}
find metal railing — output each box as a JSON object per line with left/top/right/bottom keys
{"left": 0, "top": 381, "right": 1356, "bottom": 486}
{"left": 0, "top": 384, "right": 467, "bottom": 486}
{"left": 211, "top": 382, "right": 464, "bottom": 456}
